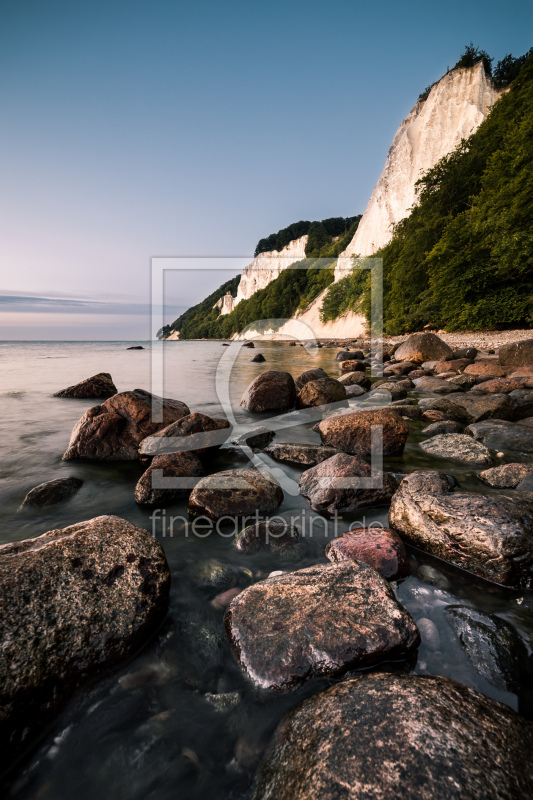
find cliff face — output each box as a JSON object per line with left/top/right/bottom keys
{"left": 235, "top": 235, "right": 308, "bottom": 304}
{"left": 335, "top": 62, "right": 502, "bottom": 279}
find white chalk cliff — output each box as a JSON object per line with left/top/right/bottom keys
{"left": 335, "top": 62, "right": 502, "bottom": 279}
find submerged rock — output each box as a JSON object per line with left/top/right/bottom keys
{"left": 344, "top": 384, "right": 367, "bottom": 398}
{"left": 318, "top": 408, "right": 409, "bottom": 458}
{"left": 54, "top": 372, "right": 117, "bottom": 399}
{"left": 188, "top": 468, "right": 283, "bottom": 521}
{"left": 394, "top": 333, "right": 453, "bottom": 364}
{"left": 295, "top": 377, "right": 346, "bottom": 409}
{"left": 263, "top": 442, "right": 340, "bottom": 467}
{"left": 240, "top": 371, "right": 296, "bottom": 413}
{"left": 0, "top": 515, "right": 170, "bottom": 769}
{"left": 225, "top": 561, "right": 419, "bottom": 691}
{"left": 252, "top": 673, "right": 533, "bottom": 800}
{"left": 188, "top": 559, "right": 236, "bottom": 594}
{"left": 299, "top": 453, "right": 398, "bottom": 515}
{"left": 478, "top": 463, "right": 533, "bottom": 488}
{"left": 138, "top": 412, "right": 230, "bottom": 457}
{"left": 294, "top": 367, "right": 328, "bottom": 393}
{"left": 389, "top": 471, "right": 533, "bottom": 589}
{"left": 20, "top": 477, "right": 83, "bottom": 508}
{"left": 63, "top": 389, "right": 190, "bottom": 461}
{"left": 233, "top": 520, "right": 300, "bottom": 557}
{"left": 134, "top": 452, "right": 204, "bottom": 506}
{"left": 325, "top": 526, "right": 408, "bottom": 580}
{"left": 419, "top": 433, "right": 493, "bottom": 465}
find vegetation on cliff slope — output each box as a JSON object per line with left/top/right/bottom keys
{"left": 321, "top": 48, "right": 533, "bottom": 333}
{"left": 166, "top": 216, "right": 360, "bottom": 338}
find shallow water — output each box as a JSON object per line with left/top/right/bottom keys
{"left": 1, "top": 340, "right": 532, "bottom": 800}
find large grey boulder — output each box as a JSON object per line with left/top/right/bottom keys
{"left": 138, "top": 412, "right": 230, "bottom": 457}
{"left": 294, "top": 367, "right": 328, "bottom": 392}
{"left": 419, "top": 433, "right": 493, "bottom": 465}
{"left": 295, "top": 377, "right": 346, "bottom": 409}
{"left": 389, "top": 470, "right": 533, "bottom": 589}
{"left": 413, "top": 376, "right": 462, "bottom": 394}
{"left": 299, "top": 453, "right": 398, "bottom": 515}
{"left": 252, "top": 673, "right": 533, "bottom": 800}
{"left": 499, "top": 338, "right": 533, "bottom": 369}
{"left": 479, "top": 462, "right": 533, "bottom": 488}
{"left": 188, "top": 468, "right": 283, "bottom": 521}
{"left": 225, "top": 561, "right": 419, "bottom": 691}
{"left": 63, "top": 389, "right": 190, "bottom": 461}
{"left": 0, "top": 516, "right": 170, "bottom": 771}
{"left": 394, "top": 333, "right": 453, "bottom": 364}
{"left": 428, "top": 393, "right": 516, "bottom": 423}
{"left": 466, "top": 420, "right": 533, "bottom": 453}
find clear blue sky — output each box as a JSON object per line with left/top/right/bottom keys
{"left": 0, "top": 0, "right": 531, "bottom": 338}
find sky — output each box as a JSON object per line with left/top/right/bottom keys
{"left": 0, "top": 0, "right": 531, "bottom": 339}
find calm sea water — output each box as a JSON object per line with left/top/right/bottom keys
{"left": 1, "top": 340, "right": 532, "bottom": 800}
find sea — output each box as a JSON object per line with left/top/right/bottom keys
{"left": 1, "top": 340, "right": 532, "bottom": 800}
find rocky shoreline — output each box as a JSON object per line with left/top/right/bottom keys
{"left": 4, "top": 331, "right": 533, "bottom": 796}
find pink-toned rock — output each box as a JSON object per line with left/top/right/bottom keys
{"left": 240, "top": 371, "right": 296, "bottom": 413}
{"left": 338, "top": 360, "right": 366, "bottom": 374}
{"left": 464, "top": 362, "right": 506, "bottom": 378}
{"left": 434, "top": 359, "right": 471, "bottom": 374}
{"left": 318, "top": 408, "right": 409, "bottom": 458}
{"left": 211, "top": 587, "right": 242, "bottom": 610}
{"left": 421, "top": 410, "right": 452, "bottom": 423}
{"left": 408, "top": 369, "right": 431, "bottom": 379}
{"left": 325, "top": 527, "right": 409, "bottom": 580}
{"left": 475, "top": 378, "right": 524, "bottom": 394}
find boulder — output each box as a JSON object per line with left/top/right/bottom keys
{"left": 231, "top": 426, "right": 275, "bottom": 449}
{"left": 478, "top": 463, "right": 533, "bottom": 488}
{"left": 413, "top": 376, "right": 461, "bottom": 394}
{"left": 422, "top": 420, "right": 463, "bottom": 436}
{"left": 243, "top": 341, "right": 255, "bottom": 348}
{"left": 20, "top": 477, "right": 83, "bottom": 508}
{"left": 188, "top": 468, "right": 283, "bottom": 521}
{"left": 252, "top": 673, "right": 533, "bottom": 800}
{"left": 325, "top": 526, "right": 408, "bottom": 580}
{"left": 466, "top": 419, "right": 533, "bottom": 453}
{"left": 299, "top": 453, "right": 398, "bottom": 515}
{"left": 452, "top": 346, "right": 478, "bottom": 360}
{"left": 464, "top": 362, "right": 506, "bottom": 378}
{"left": 53, "top": 372, "right": 117, "bottom": 399}
{"left": 421, "top": 409, "right": 453, "bottom": 422}
{"left": 318, "top": 408, "right": 409, "bottom": 458}
{"left": 295, "top": 377, "right": 346, "bottom": 409}
{"left": 384, "top": 362, "right": 417, "bottom": 376}
{"left": 446, "top": 606, "right": 529, "bottom": 692}
{"left": 0, "top": 516, "right": 170, "bottom": 768}
{"left": 138, "top": 412, "right": 230, "bottom": 457}
{"left": 446, "top": 373, "right": 477, "bottom": 390}
{"left": 240, "top": 371, "right": 296, "bottom": 413}
{"left": 394, "top": 333, "right": 453, "bottom": 364}
{"left": 225, "top": 561, "right": 419, "bottom": 691}
{"left": 337, "top": 371, "right": 371, "bottom": 389}
{"left": 473, "top": 378, "right": 524, "bottom": 394}
{"left": 294, "top": 367, "right": 328, "bottom": 392}
{"left": 263, "top": 442, "right": 340, "bottom": 467}
{"left": 335, "top": 350, "right": 364, "bottom": 361}
{"left": 370, "top": 383, "right": 407, "bottom": 401}
{"left": 389, "top": 405, "right": 421, "bottom": 419}
{"left": 430, "top": 393, "right": 516, "bottom": 424}
{"left": 419, "top": 433, "right": 493, "bottom": 466}
{"left": 249, "top": 353, "right": 266, "bottom": 362}
{"left": 338, "top": 359, "right": 366, "bottom": 374}
{"left": 434, "top": 359, "right": 471, "bottom": 373}
{"left": 63, "top": 389, "right": 190, "bottom": 461}
{"left": 188, "top": 559, "right": 236, "bottom": 594}
{"left": 134, "top": 452, "right": 204, "bottom": 506}
{"left": 389, "top": 471, "right": 533, "bottom": 588}
{"left": 233, "top": 520, "right": 300, "bottom": 557}
{"left": 499, "top": 338, "right": 533, "bottom": 369}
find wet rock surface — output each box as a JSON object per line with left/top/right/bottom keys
{"left": 337, "top": 370, "right": 371, "bottom": 389}
{"left": 138, "top": 412, "right": 230, "bottom": 457}
{"left": 252, "top": 673, "right": 533, "bottom": 800}
{"left": 478, "top": 462, "right": 533, "bottom": 488}
{"left": 325, "top": 526, "right": 409, "bottom": 580}
{"left": 20, "top": 477, "right": 83, "bottom": 508}
{"left": 134, "top": 452, "right": 204, "bottom": 506}
{"left": 431, "top": 393, "right": 516, "bottom": 423}
{"left": 225, "top": 561, "right": 419, "bottom": 691}
{"left": 413, "top": 376, "right": 461, "bottom": 394}
{"left": 233, "top": 521, "right": 301, "bottom": 557}
{"left": 63, "top": 389, "right": 190, "bottom": 461}
{"left": 389, "top": 471, "right": 533, "bottom": 589}
{"left": 0, "top": 515, "right": 170, "bottom": 769}
{"left": 318, "top": 408, "right": 409, "bottom": 458}
{"left": 295, "top": 377, "right": 346, "bottom": 409}
{"left": 263, "top": 442, "right": 340, "bottom": 466}
{"left": 230, "top": 426, "right": 275, "bottom": 449}
{"left": 445, "top": 606, "right": 529, "bottom": 692}
{"left": 345, "top": 384, "right": 367, "bottom": 398}
{"left": 53, "top": 372, "right": 117, "bottom": 399}
{"left": 466, "top": 419, "right": 533, "bottom": 453}
{"left": 394, "top": 332, "right": 453, "bottom": 364}
{"left": 240, "top": 371, "right": 296, "bottom": 413}
{"left": 419, "top": 433, "right": 493, "bottom": 465}
{"left": 293, "top": 367, "right": 328, "bottom": 392}
{"left": 422, "top": 420, "right": 463, "bottom": 436}
{"left": 188, "top": 468, "right": 283, "bottom": 521}
{"left": 299, "top": 453, "right": 398, "bottom": 515}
